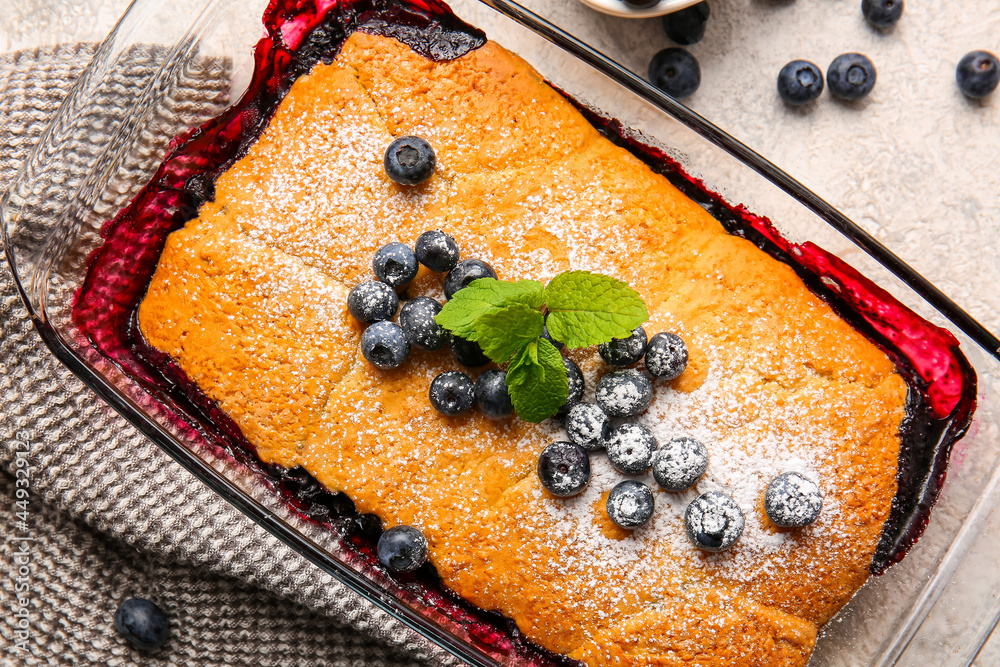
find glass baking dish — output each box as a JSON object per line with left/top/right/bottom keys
{"left": 3, "top": 0, "right": 1000, "bottom": 664}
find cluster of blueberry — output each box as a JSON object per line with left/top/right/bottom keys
{"left": 643, "top": 0, "right": 999, "bottom": 103}
{"left": 535, "top": 327, "right": 823, "bottom": 551}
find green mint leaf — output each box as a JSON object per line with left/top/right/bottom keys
{"left": 474, "top": 303, "right": 544, "bottom": 364}
{"left": 435, "top": 278, "right": 544, "bottom": 338}
{"left": 505, "top": 338, "right": 568, "bottom": 423}
{"left": 544, "top": 271, "right": 648, "bottom": 348}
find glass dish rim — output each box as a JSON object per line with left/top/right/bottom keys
{"left": 3, "top": 1, "right": 1000, "bottom": 665}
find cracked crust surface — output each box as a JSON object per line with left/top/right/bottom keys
{"left": 137, "top": 31, "right": 908, "bottom": 666}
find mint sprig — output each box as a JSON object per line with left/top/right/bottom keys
{"left": 435, "top": 271, "right": 648, "bottom": 422}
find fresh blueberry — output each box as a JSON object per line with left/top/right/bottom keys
{"left": 644, "top": 332, "right": 689, "bottom": 380}
{"left": 450, "top": 335, "right": 490, "bottom": 367}
{"left": 541, "top": 315, "right": 564, "bottom": 350}
{"left": 399, "top": 296, "right": 449, "bottom": 351}
{"left": 557, "top": 357, "right": 585, "bottom": 418}
{"left": 606, "top": 480, "right": 655, "bottom": 529}
{"left": 361, "top": 321, "right": 410, "bottom": 369}
{"left": 651, "top": 435, "right": 708, "bottom": 491}
{"left": 414, "top": 230, "right": 460, "bottom": 272}
{"left": 565, "top": 403, "right": 610, "bottom": 451}
{"left": 957, "top": 51, "right": 1000, "bottom": 99}
{"left": 377, "top": 525, "right": 428, "bottom": 573}
{"left": 661, "top": 1, "right": 710, "bottom": 45}
{"left": 373, "top": 242, "right": 419, "bottom": 287}
{"left": 429, "top": 370, "right": 475, "bottom": 415}
{"left": 684, "top": 491, "right": 744, "bottom": 552}
{"left": 649, "top": 48, "right": 701, "bottom": 100}
{"left": 114, "top": 598, "right": 170, "bottom": 650}
{"left": 347, "top": 281, "right": 398, "bottom": 323}
{"left": 777, "top": 60, "right": 825, "bottom": 105}
{"left": 595, "top": 369, "right": 653, "bottom": 418}
{"left": 764, "top": 472, "right": 823, "bottom": 528}
{"left": 606, "top": 423, "right": 658, "bottom": 475}
{"left": 861, "top": 0, "right": 903, "bottom": 28}
{"left": 384, "top": 136, "right": 436, "bottom": 185}
{"left": 827, "top": 53, "right": 877, "bottom": 101}
{"left": 443, "top": 259, "right": 498, "bottom": 299}
{"left": 599, "top": 326, "right": 647, "bottom": 367}
{"left": 537, "top": 441, "right": 591, "bottom": 497}
{"left": 475, "top": 369, "right": 513, "bottom": 419}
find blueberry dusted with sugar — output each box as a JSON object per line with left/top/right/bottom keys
{"left": 645, "top": 332, "right": 688, "bottom": 380}
{"left": 384, "top": 136, "right": 436, "bottom": 185}
{"left": 450, "top": 335, "right": 489, "bottom": 367}
{"left": 649, "top": 48, "right": 701, "bottom": 100}
{"left": 596, "top": 369, "right": 653, "bottom": 418}
{"left": 557, "top": 357, "right": 585, "bottom": 418}
{"left": 537, "top": 441, "right": 591, "bottom": 497}
{"left": 827, "top": 53, "right": 877, "bottom": 101}
{"left": 861, "top": 0, "right": 903, "bottom": 28}
{"left": 652, "top": 435, "right": 708, "bottom": 491}
{"left": 475, "top": 369, "right": 513, "bottom": 420}
{"left": 377, "top": 525, "right": 428, "bottom": 574}
{"left": 565, "top": 403, "right": 610, "bottom": 451}
{"left": 429, "top": 370, "right": 475, "bottom": 415}
{"left": 399, "top": 296, "right": 449, "bottom": 351}
{"left": 777, "top": 60, "right": 824, "bottom": 106}
{"left": 361, "top": 321, "right": 410, "bottom": 369}
{"left": 444, "top": 258, "right": 498, "bottom": 299}
{"left": 606, "top": 423, "right": 658, "bottom": 475}
{"left": 662, "top": 1, "right": 710, "bottom": 45}
{"left": 685, "top": 491, "right": 744, "bottom": 552}
{"left": 114, "top": 598, "right": 170, "bottom": 651}
{"left": 765, "top": 472, "right": 823, "bottom": 528}
{"left": 347, "top": 281, "right": 398, "bottom": 323}
{"left": 606, "top": 480, "right": 655, "bottom": 529}
{"left": 414, "top": 230, "right": 460, "bottom": 272}
{"left": 599, "top": 326, "right": 647, "bottom": 367}
{"left": 373, "top": 242, "right": 419, "bottom": 288}
{"left": 957, "top": 51, "right": 1000, "bottom": 99}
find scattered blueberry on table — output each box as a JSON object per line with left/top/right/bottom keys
{"left": 662, "top": 1, "right": 710, "bottom": 45}
{"left": 565, "top": 403, "right": 611, "bottom": 451}
{"left": 764, "top": 471, "right": 823, "bottom": 527}
{"left": 538, "top": 441, "right": 592, "bottom": 497}
{"left": 957, "top": 50, "right": 1000, "bottom": 99}
{"left": 377, "top": 525, "right": 428, "bottom": 573}
{"left": 685, "top": 491, "right": 745, "bottom": 551}
{"left": 827, "top": 53, "right": 877, "bottom": 101}
{"left": 414, "top": 229, "right": 460, "bottom": 273}
{"left": 443, "top": 258, "right": 498, "bottom": 299}
{"left": 475, "top": 369, "right": 514, "bottom": 419}
{"left": 429, "top": 370, "right": 476, "bottom": 415}
{"left": 648, "top": 48, "right": 701, "bottom": 99}
{"left": 399, "top": 296, "right": 449, "bottom": 351}
{"left": 114, "top": 598, "right": 170, "bottom": 651}
{"left": 361, "top": 321, "right": 410, "bottom": 369}
{"left": 777, "top": 60, "right": 825, "bottom": 106}
{"left": 861, "top": 0, "right": 903, "bottom": 28}
{"left": 651, "top": 435, "right": 709, "bottom": 492}
{"left": 599, "top": 325, "right": 647, "bottom": 367}
{"left": 606, "top": 480, "right": 655, "bottom": 529}
{"left": 383, "top": 135, "right": 436, "bottom": 185}
{"left": 606, "top": 423, "right": 658, "bottom": 475}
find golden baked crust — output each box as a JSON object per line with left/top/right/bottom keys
{"left": 138, "top": 31, "right": 908, "bottom": 666}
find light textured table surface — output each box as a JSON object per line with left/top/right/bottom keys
{"left": 2, "top": 0, "right": 998, "bottom": 664}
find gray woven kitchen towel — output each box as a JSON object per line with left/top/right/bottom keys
{"left": 0, "top": 43, "right": 451, "bottom": 667}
